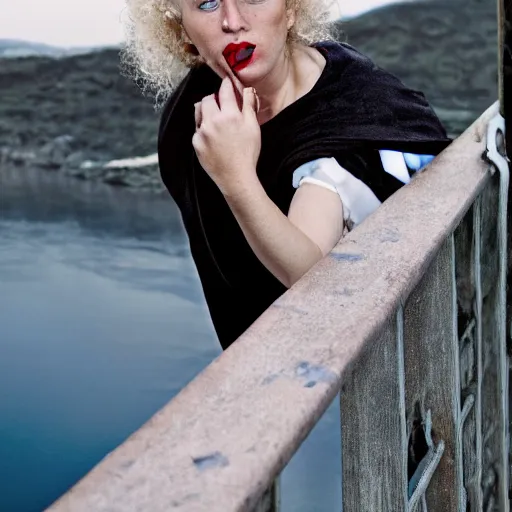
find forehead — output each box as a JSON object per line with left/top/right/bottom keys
{"left": 180, "top": 0, "right": 289, "bottom": 8}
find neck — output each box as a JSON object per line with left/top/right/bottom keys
{"left": 252, "top": 44, "right": 326, "bottom": 125}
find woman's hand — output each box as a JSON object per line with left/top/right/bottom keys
{"left": 192, "top": 77, "right": 261, "bottom": 197}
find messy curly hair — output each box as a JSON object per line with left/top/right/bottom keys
{"left": 120, "top": 0, "right": 336, "bottom": 107}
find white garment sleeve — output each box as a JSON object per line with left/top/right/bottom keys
{"left": 292, "top": 157, "right": 382, "bottom": 229}
{"left": 292, "top": 151, "right": 436, "bottom": 229}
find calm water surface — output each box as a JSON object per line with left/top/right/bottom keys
{"left": 0, "top": 168, "right": 341, "bottom": 512}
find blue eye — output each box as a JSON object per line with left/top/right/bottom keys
{"left": 199, "top": 0, "right": 218, "bottom": 10}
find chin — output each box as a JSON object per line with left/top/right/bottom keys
{"left": 234, "top": 64, "right": 268, "bottom": 86}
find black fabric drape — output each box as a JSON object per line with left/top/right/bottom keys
{"left": 158, "top": 41, "right": 452, "bottom": 349}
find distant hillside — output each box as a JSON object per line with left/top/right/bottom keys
{"left": 337, "top": 0, "right": 498, "bottom": 136}
{"left": 0, "top": 0, "right": 499, "bottom": 190}
{"left": 0, "top": 39, "right": 103, "bottom": 58}
{"left": 0, "top": 48, "right": 157, "bottom": 157}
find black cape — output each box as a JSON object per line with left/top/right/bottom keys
{"left": 158, "top": 41, "right": 451, "bottom": 349}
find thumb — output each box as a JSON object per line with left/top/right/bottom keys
{"left": 242, "top": 87, "right": 260, "bottom": 116}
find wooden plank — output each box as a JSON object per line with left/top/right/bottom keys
{"left": 454, "top": 205, "right": 483, "bottom": 510}
{"left": 340, "top": 315, "right": 408, "bottom": 511}
{"left": 403, "top": 239, "right": 462, "bottom": 510}
{"left": 478, "top": 175, "right": 510, "bottom": 511}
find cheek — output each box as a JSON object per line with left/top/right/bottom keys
{"left": 248, "top": 7, "right": 288, "bottom": 41}
{"left": 262, "top": 7, "right": 289, "bottom": 37}
{"left": 183, "top": 19, "right": 217, "bottom": 57}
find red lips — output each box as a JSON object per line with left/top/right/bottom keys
{"left": 222, "top": 42, "right": 256, "bottom": 71}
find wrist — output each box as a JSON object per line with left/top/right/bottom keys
{"left": 221, "top": 170, "right": 263, "bottom": 202}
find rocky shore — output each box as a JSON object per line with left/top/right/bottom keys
{"left": 0, "top": 0, "right": 498, "bottom": 192}
{"left": 0, "top": 136, "right": 162, "bottom": 192}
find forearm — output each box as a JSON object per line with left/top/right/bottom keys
{"left": 224, "top": 176, "right": 324, "bottom": 288}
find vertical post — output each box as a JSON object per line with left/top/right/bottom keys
{"left": 402, "top": 239, "right": 462, "bottom": 511}
{"left": 499, "top": 0, "right": 512, "bottom": 354}
{"left": 478, "top": 172, "right": 510, "bottom": 511}
{"left": 340, "top": 315, "right": 408, "bottom": 512}
{"left": 498, "top": 0, "right": 512, "bottom": 504}
{"left": 455, "top": 206, "right": 482, "bottom": 510}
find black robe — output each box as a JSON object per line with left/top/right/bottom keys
{"left": 158, "top": 41, "right": 451, "bottom": 349}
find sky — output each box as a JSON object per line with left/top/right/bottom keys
{"left": 0, "top": 0, "right": 404, "bottom": 47}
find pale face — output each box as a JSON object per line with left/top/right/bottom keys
{"left": 180, "top": 0, "right": 295, "bottom": 85}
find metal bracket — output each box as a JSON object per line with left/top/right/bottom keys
{"left": 485, "top": 113, "right": 509, "bottom": 171}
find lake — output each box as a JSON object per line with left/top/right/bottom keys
{"left": 0, "top": 167, "right": 341, "bottom": 511}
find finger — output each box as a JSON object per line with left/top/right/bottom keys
{"left": 218, "top": 76, "right": 239, "bottom": 113}
{"left": 242, "top": 87, "right": 258, "bottom": 117}
{"left": 194, "top": 102, "right": 202, "bottom": 129}
{"left": 192, "top": 131, "right": 204, "bottom": 153}
{"left": 229, "top": 71, "right": 245, "bottom": 100}
{"left": 201, "top": 93, "right": 220, "bottom": 119}
{"left": 221, "top": 64, "right": 244, "bottom": 108}
{"left": 223, "top": 63, "right": 244, "bottom": 96}
{"left": 253, "top": 88, "right": 260, "bottom": 114}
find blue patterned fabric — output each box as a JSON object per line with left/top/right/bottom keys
{"left": 403, "top": 152, "right": 435, "bottom": 171}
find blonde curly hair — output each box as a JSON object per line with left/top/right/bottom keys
{"left": 120, "top": 0, "right": 336, "bottom": 107}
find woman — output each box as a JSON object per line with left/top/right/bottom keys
{"left": 122, "top": 0, "right": 451, "bottom": 350}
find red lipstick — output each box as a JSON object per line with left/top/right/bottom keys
{"left": 222, "top": 42, "right": 256, "bottom": 71}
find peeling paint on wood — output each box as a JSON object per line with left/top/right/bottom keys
{"left": 192, "top": 452, "right": 229, "bottom": 471}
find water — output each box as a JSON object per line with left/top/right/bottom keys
{"left": 0, "top": 168, "right": 341, "bottom": 512}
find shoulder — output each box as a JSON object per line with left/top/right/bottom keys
{"left": 157, "top": 72, "right": 190, "bottom": 147}
{"left": 315, "top": 41, "right": 449, "bottom": 144}
{"left": 317, "top": 40, "right": 432, "bottom": 110}
{"left": 316, "top": 41, "right": 398, "bottom": 82}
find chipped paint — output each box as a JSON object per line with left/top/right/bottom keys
{"left": 262, "top": 363, "right": 337, "bottom": 388}
{"left": 295, "top": 361, "right": 337, "bottom": 388}
{"left": 379, "top": 228, "right": 400, "bottom": 243}
{"left": 272, "top": 302, "right": 309, "bottom": 315}
{"left": 192, "top": 452, "right": 229, "bottom": 471}
{"left": 170, "top": 493, "right": 201, "bottom": 508}
{"left": 330, "top": 252, "right": 364, "bottom": 262}
{"left": 119, "top": 459, "right": 135, "bottom": 469}
{"left": 261, "top": 373, "right": 281, "bottom": 385}
{"left": 334, "top": 287, "right": 355, "bottom": 297}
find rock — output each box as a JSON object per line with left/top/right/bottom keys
{"left": 0, "top": 146, "right": 37, "bottom": 166}
{"left": 64, "top": 150, "right": 89, "bottom": 169}
{"left": 35, "top": 135, "right": 77, "bottom": 169}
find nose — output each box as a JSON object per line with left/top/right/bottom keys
{"left": 221, "top": 0, "right": 248, "bottom": 33}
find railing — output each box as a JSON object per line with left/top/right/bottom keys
{"left": 44, "top": 3, "right": 512, "bottom": 509}
{"left": 45, "top": 101, "right": 509, "bottom": 511}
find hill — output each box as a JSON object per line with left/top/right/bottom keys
{"left": 338, "top": 0, "right": 497, "bottom": 136}
{"left": 0, "top": 0, "right": 499, "bottom": 190}
{"left": 0, "top": 39, "right": 101, "bottom": 58}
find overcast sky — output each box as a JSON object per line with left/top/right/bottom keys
{"left": 0, "top": 0, "right": 404, "bottom": 47}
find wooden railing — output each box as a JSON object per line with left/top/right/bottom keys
{"left": 44, "top": 3, "right": 511, "bottom": 508}
{"left": 45, "top": 101, "right": 509, "bottom": 512}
